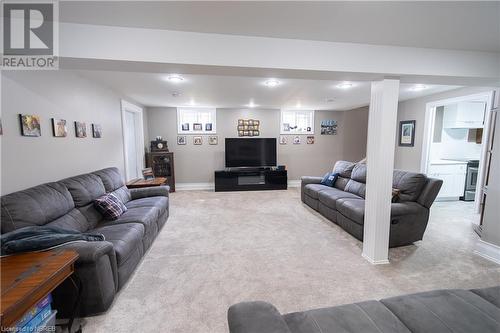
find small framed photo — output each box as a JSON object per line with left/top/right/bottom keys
{"left": 283, "top": 123, "right": 290, "bottom": 132}
{"left": 238, "top": 130, "right": 244, "bottom": 136}
{"left": 208, "top": 135, "right": 218, "bottom": 145}
{"left": 254, "top": 120, "right": 260, "bottom": 126}
{"left": 92, "top": 124, "right": 102, "bottom": 138}
{"left": 238, "top": 125, "right": 244, "bottom": 131}
{"left": 279, "top": 136, "right": 287, "bottom": 144}
{"left": 399, "top": 120, "right": 416, "bottom": 147}
{"left": 193, "top": 136, "right": 203, "bottom": 145}
{"left": 52, "top": 118, "right": 67, "bottom": 137}
{"left": 243, "top": 120, "right": 249, "bottom": 126}
{"left": 181, "top": 123, "right": 190, "bottom": 131}
{"left": 243, "top": 125, "right": 249, "bottom": 130}
{"left": 248, "top": 119, "right": 254, "bottom": 125}
{"left": 19, "top": 114, "right": 41, "bottom": 137}
{"left": 248, "top": 131, "right": 254, "bottom": 137}
{"left": 253, "top": 130, "right": 260, "bottom": 136}
{"left": 177, "top": 135, "right": 187, "bottom": 145}
{"left": 238, "top": 119, "right": 244, "bottom": 125}
{"left": 205, "top": 123, "right": 213, "bottom": 131}
{"left": 243, "top": 130, "right": 250, "bottom": 136}
{"left": 307, "top": 136, "right": 315, "bottom": 144}
{"left": 75, "top": 121, "right": 87, "bottom": 138}
{"left": 193, "top": 123, "right": 203, "bottom": 131}
{"left": 293, "top": 136, "right": 301, "bottom": 144}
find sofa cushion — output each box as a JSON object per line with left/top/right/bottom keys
{"left": 381, "top": 289, "right": 500, "bottom": 333}
{"left": 94, "top": 194, "right": 128, "bottom": 220}
{"left": 318, "top": 188, "right": 362, "bottom": 210}
{"left": 393, "top": 170, "right": 427, "bottom": 202}
{"left": 93, "top": 168, "right": 131, "bottom": 204}
{"left": 344, "top": 180, "right": 366, "bottom": 198}
{"left": 283, "top": 300, "right": 410, "bottom": 333}
{"left": 110, "top": 206, "right": 160, "bottom": 232}
{"left": 61, "top": 174, "right": 106, "bottom": 207}
{"left": 304, "top": 184, "right": 331, "bottom": 200}
{"left": 320, "top": 172, "right": 338, "bottom": 187}
{"left": 336, "top": 199, "right": 365, "bottom": 225}
{"left": 93, "top": 223, "right": 144, "bottom": 266}
{"left": 125, "top": 197, "right": 169, "bottom": 216}
{"left": 1, "top": 182, "right": 75, "bottom": 233}
{"left": 332, "top": 161, "right": 355, "bottom": 178}
{"left": 471, "top": 286, "right": 500, "bottom": 308}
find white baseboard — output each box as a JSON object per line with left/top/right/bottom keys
{"left": 474, "top": 239, "right": 500, "bottom": 265}
{"left": 288, "top": 180, "right": 301, "bottom": 188}
{"left": 176, "top": 182, "right": 214, "bottom": 191}
{"left": 362, "top": 252, "right": 390, "bottom": 265}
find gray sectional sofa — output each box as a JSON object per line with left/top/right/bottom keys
{"left": 228, "top": 285, "right": 500, "bottom": 333}
{"left": 301, "top": 161, "right": 442, "bottom": 247}
{"left": 0, "top": 167, "right": 169, "bottom": 317}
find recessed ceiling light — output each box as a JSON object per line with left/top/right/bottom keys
{"left": 166, "top": 74, "right": 184, "bottom": 83}
{"left": 263, "top": 79, "right": 281, "bottom": 87}
{"left": 189, "top": 99, "right": 196, "bottom": 106}
{"left": 171, "top": 91, "right": 181, "bottom": 97}
{"left": 246, "top": 101, "right": 258, "bottom": 108}
{"left": 336, "top": 82, "right": 353, "bottom": 89}
{"left": 409, "top": 84, "right": 429, "bottom": 92}
{"left": 295, "top": 101, "right": 302, "bottom": 108}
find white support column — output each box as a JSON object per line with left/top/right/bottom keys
{"left": 362, "top": 79, "right": 400, "bottom": 264}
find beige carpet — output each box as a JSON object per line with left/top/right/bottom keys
{"left": 84, "top": 189, "right": 500, "bottom": 332}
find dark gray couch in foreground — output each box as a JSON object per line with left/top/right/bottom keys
{"left": 0, "top": 167, "right": 169, "bottom": 317}
{"left": 301, "top": 161, "right": 442, "bottom": 247}
{"left": 228, "top": 285, "right": 500, "bottom": 333}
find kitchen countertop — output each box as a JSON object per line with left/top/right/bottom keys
{"left": 430, "top": 159, "right": 468, "bottom": 165}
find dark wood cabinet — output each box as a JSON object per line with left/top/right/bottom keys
{"left": 146, "top": 152, "right": 175, "bottom": 192}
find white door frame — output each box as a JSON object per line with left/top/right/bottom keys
{"left": 420, "top": 91, "right": 494, "bottom": 213}
{"left": 121, "top": 100, "right": 145, "bottom": 181}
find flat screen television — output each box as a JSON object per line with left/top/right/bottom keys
{"left": 225, "top": 138, "right": 277, "bottom": 168}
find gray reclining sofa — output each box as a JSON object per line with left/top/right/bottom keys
{"left": 0, "top": 167, "right": 169, "bottom": 317}
{"left": 228, "top": 285, "right": 500, "bottom": 333}
{"left": 301, "top": 161, "right": 442, "bottom": 247}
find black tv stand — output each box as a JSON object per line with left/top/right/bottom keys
{"left": 215, "top": 167, "right": 287, "bottom": 192}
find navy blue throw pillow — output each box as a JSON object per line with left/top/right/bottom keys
{"left": 321, "top": 172, "right": 338, "bottom": 187}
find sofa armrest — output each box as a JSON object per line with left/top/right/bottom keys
{"left": 301, "top": 176, "right": 323, "bottom": 202}
{"left": 58, "top": 240, "right": 115, "bottom": 265}
{"left": 228, "top": 301, "right": 291, "bottom": 333}
{"left": 130, "top": 185, "right": 170, "bottom": 200}
{"left": 417, "top": 178, "right": 443, "bottom": 208}
{"left": 391, "top": 202, "right": 427, "bottom": 217}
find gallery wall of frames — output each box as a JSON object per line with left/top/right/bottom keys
{"left": 15, "top": 114, "right": 103, "bottom": 139}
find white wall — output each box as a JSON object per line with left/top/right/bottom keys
{"left": 394, "top": 87, "right": 495, "bottom": 172}
{"left": 146, "top": 107, "right": 368, "bottom": 184}
{"left": 1, "top": 70, "right": 138, "bottom": 194}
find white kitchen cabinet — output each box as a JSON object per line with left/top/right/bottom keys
{"left": 427, "top": 162, "right": 467, "bottom": 200}
{"left": 443, "top": 102, "right": 486, "bottom": 129}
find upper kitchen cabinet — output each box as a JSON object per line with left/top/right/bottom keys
{"left": 443, "top": 101, "right": 486, "bottom": 129}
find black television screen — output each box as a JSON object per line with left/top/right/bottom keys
{"left": 225, "top": 138, "right": 277, "bottom": 167}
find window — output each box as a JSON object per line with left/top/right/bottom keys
{"left": 177, "top": 108, "right": 216, "bottom": 134}
{"left": 280, "top": 110, "right": 314, "bottom": 134}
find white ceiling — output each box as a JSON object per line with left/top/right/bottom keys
{"left": 61, "top": 1, "right": 500, "bottom": 53}
{"left": 77, "top": 70, "right": 460, "bottom": 110}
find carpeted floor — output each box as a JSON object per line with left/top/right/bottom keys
{"left": 84, "top": 189, "right": 500, "bottom": 332}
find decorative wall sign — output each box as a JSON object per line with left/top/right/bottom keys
{"left": 320, "top": 120, "right": 337, "bottom": 135}
{"left": 279, "top": 136, "right": 287, "bottom": 145}
{"left": 293, "top": 136, "right": 301, "bottom": 144}
{"left": 92, "top": 124, "right": 102, "bottom": 138}
{"left": 208, "top": 135, "right": 218, "bottom": 145}
{"left": 193, "top": 136, "right": 203, "bottom": 145}
{"left": 307, "top": 136, "right": 315, "bottom": 144}
{"left": 74, "top": 121, "right": 87, "bottom": 138}
{"left": 193, "top": 123, "right": 203, "bottom": 131}
{"left": 205, "top": 123, "right": 213, "bottom": 131}
{"left": 181, "top": 123, "right": 190, "bottom": 131}
{"left": 238, "top": 119, "right": 260, "bottom": 136}
{"left": 20, "top": 114, "right": 41, "bottom": 137}
{"left": 52, "top": 118, "right": 67, "bottom": 137}
{"left": 399, "top": 120, "right": 416, "bottom": 147}
{"left": 177, "top": 136, "right": 187, "bottom": 145}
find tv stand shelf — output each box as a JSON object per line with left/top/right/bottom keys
{"left": 215, "top": 168, "right": 287, "bottom": 192}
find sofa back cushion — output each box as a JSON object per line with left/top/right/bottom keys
{"left": 332, "top": 161, "right": 355, "bottom": 190}
{"left": 392, "top": 170, "right": 427, "bottom": 202}
{"left": 344, "top": 164, "right": 367, "bottom": 198}
{"left": 93, "top": 168, "right": 131, "bottom": 204}
{"left": 1, "top": 182, "right": 75, "bottom": 233}
{"left": 61, "top": 173, "right": 106, "bottom": 207}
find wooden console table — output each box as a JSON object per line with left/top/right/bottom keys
{"left": 126, "top": 177, "right": 172, "bottom": 191}
{"left": 1, "top": 250, "right": 79, "bottom": 330}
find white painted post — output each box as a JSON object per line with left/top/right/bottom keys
{"left": 362, "top": 79, "right": 400, "bottom": 264}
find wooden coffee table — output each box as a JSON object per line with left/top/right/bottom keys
{"left": 1, "top": 250, "right": 79, "bottom": 330}
{"left": 126, "top": 177, "right": 171, "bottom": 190}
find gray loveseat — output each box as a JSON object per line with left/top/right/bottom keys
{"left": 301, "top": 161, "right": 442, "bottom": 247}
{"left": 0, "top": 167, "right": 169, "bottom": 317}
{"left": 228, "top": 285, "right": 500, "bottom": 333}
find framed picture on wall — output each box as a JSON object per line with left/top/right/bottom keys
{"left": 208, "top": 136, "right": 218, "bottom": 145}
{"left": 52, "top": 118, "right": 67, "bottom": 137}
{"left": 279, "top": 136, "right": 287, "bottom": 145}
{"left": 399, "top": 120, "right": 416, "bottom": 147}
{"left": 177, "top": 136, "right": 187, "bottom": 145}
{"left": 193, "top": 136, "right": 203, "bottom": 145}
{"left": 75, "top": 121, "right": 87, "bottom": 138}
{"left": 19, "top": 114, "right": 41, "bottom": 137}
{"left": 92, "top": 124, "right": 102, "bottom": 138}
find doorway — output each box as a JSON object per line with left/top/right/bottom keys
{"left": 421, "top": 91, "right": 494, "bottom": 215}
{"left": 121, "top": 100, "right": 145, "bottom": 181}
